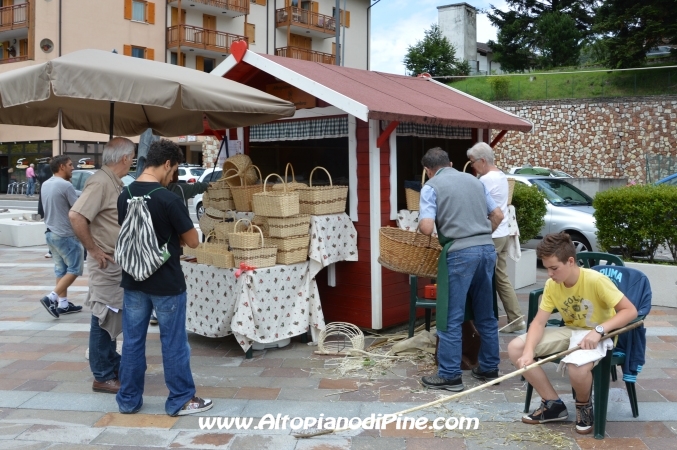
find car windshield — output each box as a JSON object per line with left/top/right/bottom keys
{"left": 202, "top": 170, "right": 222, "bottom": 182}
{"left": 190, "top": 168, "right": 206, "bottom": 177}
{"left": 531, "top": 179, "right": 593, "bottom": 206}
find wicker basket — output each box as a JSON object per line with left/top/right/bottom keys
{"left": 223, "top": 154, "right": 259, "bottom": 187}
{"left": 231, "top": 165, "right": 263, "bottom": 212}
{"left": 297, "top": 166, "right": 349, "bottom": 215}
{"left": 208, "top": 176, "right": 235, "bottom": 211}
{"left": 198, "top": 210, "right": 225, "bottom": 236}
{"left": 266, "top": 214, "right": 310, "bottom": 238}
{"left": 228, "top": 219, "right": 261, "bottom": 249}
{"left": 378, "top": 227, "right": 441, "bottom": 279}
{"left": 272, "top": 163, "right": 307, "bottom": 192}
{"left": 404, "top": 169, "right": 427, "bottom": 211}
{"left": 208, "top": 249, "right": 235, "bottom": 269}
{"left": 267, "top": 235, "right": 310, "bottom": 265}
{"left": 252, "top": 173, "right": 300, "bottom": 218}
{"left": 507, "top": 178, "right": 515, "bottom": 205}
{"left": 214, "top": 217, "right": 236, "bottom": 242}
{"left": 231, "top": 225, "right": 278, "bottom": 268}
{"left": 252, "top": 215, "right": 269, "bottom": 237}
{"left": 195, "top": 231, "right": 228, "bottom": 266}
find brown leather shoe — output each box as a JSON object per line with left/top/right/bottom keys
{"left": 92, "top": 378, "right": 120, "bottom": 394}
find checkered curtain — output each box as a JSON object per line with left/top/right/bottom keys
{"left": 250, "top": 116, "right": 349, "bottom": 142}
{"left": 383, "top": 121, "right": 471, "bottom": 139}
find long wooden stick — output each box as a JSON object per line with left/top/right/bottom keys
{"left": 295, "top": 320, "right": 644, "bottom": 438}
{"left": 498, "top": 315, "right": 525, "bottom": 332}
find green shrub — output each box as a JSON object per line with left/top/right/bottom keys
{"left": 511, "top": 182, "right": 547, "bottom": 244}
{"left": 593, "top": 184, "right": 677, "bottom": 263}
{"left": 489, "top": 77, "right": 511, "bottom": 100}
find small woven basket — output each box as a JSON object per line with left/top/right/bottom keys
{"left": 208, "top": 175, "right": 235, "bottom": 211}
{"left": 404, "top": 169, "right": 427, "bottom": 211}
{"left": 223, "top": 154, "right": 259, "bottom": 187}
{"left": 267, "top": 235, "right": 310, "bottom": 265}
{"left": 507, "top": 178, "right": 515, "bottom": 205}
{"left": 196, "top": 231, "right": 228, "bottom": 266}
{"left": 208, "top": 248, "right": 235, "bottom": 269}
{"left": 272, "top": 163, "right": 307, "bottom": 192}
{"left": 213, "top": 217, "right": 236, "bottom": 242}
{"left": 252, "top": 173, "right": 300, "bottom": 218}
{"left": 266, "top": 214, "right": 310, "bottom": 238}
{"left": 228, "top": 219, "right": 261, "bottom": 249}
{"left": 297, "top": 166, "right": 348, "bottom": 215}
{"left": 378, "top": 227, "right": 441, "bottom": 279}
{"left": 231, "top": 165, "right": 263, "bottom": 212}
{"left": 231, "top": 225, "right": 278, "bottom": 268}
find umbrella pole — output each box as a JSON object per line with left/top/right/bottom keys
{"left": 109, "top": 102, "right": 115, "bottom": 141}
{"left": 209, "top": 135, "right": 228, "bottom": 182}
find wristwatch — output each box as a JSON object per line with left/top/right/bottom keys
{"left": 594, "top": 325, "right": 605, "bottom": 336}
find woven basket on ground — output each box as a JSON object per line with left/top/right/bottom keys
{"left": 297, "top": 166, "right": 348, "bottom": 215}
{"left": 228, "top": 219, "right": 260, "bottom": 249}
{"left": 266, "top": 214, "right": 310, "bottom": 238}
{"left": 231, "top": 225, "right": 278, "bottom": 268}
{"left": 378, "top": 227, "right": 441, "bottom": 279}
{"left": 272, "top": 163, "right": 307, "bottom": 192}
{"left": 405, "top": 169, "right": 427, "bottom": 211}
{"left": 507, "top": 178, "right": 515, "bottom": 205}
{"left": 267, "top": 235, "right": 310, "bottom": 265}
{"left": 223, "top": 154, "right": 258, "bottom": 187}
{"left": 252, "top": 173, "right": 300, "bottom": 218}
{"left": 231, "top": 165, "right": 263, "bottom": 212}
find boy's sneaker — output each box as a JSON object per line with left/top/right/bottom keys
{"left": 40, "top": 296, "right": 59, "bottom": 318}
{"left": 175, "top": 396, "right": 213, "bottom": 416}
{"left": 149, "top": 314, "right": 158, "bottom": 325}
{"left": 575, "top": 400, "right": 594, "bottom": 434}
{"left": 522, "top": 399, "right": 568, "bottom": 424}
{"left": 56, "top": 302, "right": 82, "bottom": 315}
{"left": 421, "top": 375, "right": 464, "bottom": 392}
{"left": 471, "top": 367, "right": 500, "bottom": 383}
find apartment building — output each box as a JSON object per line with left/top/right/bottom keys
{"left": 0, "top": 0, "right": 369, "bottom": 191}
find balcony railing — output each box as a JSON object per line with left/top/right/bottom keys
{"left": 0, "top": 3, "right": 28, "bottom": 32}
{"left": 167, "top": 25, "right": 247, "bottom": 54}
{"left": 275, "top": 6, "right": 336, "bottom": 35}
{"left": 276, "top": 46, "right": 335, "bottom": 65}
{"left": 0, "top": 55, "right": 28, "bottom": 65}
{"left": 174, "top": 0, "right": 249, "bottom": 15}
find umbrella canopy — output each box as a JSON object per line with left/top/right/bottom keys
{"left": 0, "top": 49, "right": 295, "bottom": 137}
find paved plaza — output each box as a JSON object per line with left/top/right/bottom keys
{"left": 1, "top": 244, "right": 677, "bottom": 449}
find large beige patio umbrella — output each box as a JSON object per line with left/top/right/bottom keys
{"left": 0, "top": 49, "right": 295, "bottom": 137}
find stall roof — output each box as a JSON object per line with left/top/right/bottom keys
{"left": 214, "top": 49, "right": 533, "bottom": 133}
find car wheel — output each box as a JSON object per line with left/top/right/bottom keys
{"left": 196, "top": 202, "right": 204, "bottom": 220}
{"left": 569, "top": 232, "right": 592, "bottom": 253}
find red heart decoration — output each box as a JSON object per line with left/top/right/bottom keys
{"left": 231, "top": 40, "right": 248, "bottom": 63}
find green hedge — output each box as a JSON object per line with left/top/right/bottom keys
{"left": 511, "top": 182, "right": 547, "bottom": 244}
{"left": 593, "top": 184, "right": 677, "bottom": 263}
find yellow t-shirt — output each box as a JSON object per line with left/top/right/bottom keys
{"left": 540, "top": 268, "right": 624, "bottom": 329}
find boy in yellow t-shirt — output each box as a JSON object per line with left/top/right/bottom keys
{"left": 508, "top": 232, "right": 637, "bottom": 435}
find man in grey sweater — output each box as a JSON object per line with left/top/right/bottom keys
{"left": 418, "top": 147, "right": 503, "bottom": 392}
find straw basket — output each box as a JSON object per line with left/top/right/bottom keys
{"left": 266, "top": 214, "right": 310, "bottom": 238}
{"left": 228, "top": 219, "right": 261, "bottom": 249}
{"left": 297, "top": 166, "right": 348, "bottom": 215}
{"left": 252, "top": 215, "right": 269, "bottom": 237}
{"left": 378, "top": 227, "right": 441, "bottom": 279}
{"left": 404, "top": 169, "right": 427, "bottom": 211}
{"left": 231, "top": 165, "right": 263, "bottom": 212}
{"left": 207, "top": 247, "right": 235, "bottom": 269}
{"left": 252, "top": 173, "right": 300, "bottom": 218}
{"left": 507, "top": 178, "right": 515, "bottom": 205}
{"left": 267, "top": 235, "right": 310, "bottom": 265}
{"left": 198, "top": 209, "right": 226, "bottom": 236}
{"left": 272, "top": 163, "right": 307, "bottom": 192}
{"left": 214, "top": 217, "right": 236, "bottom": 242}
{"left": 196, "top": 231, "right": 228, "bottom": 266}
{"left": 207, "top": 175, "right": 235, "bottom": 211}
{"left": 223, "top": 154, "right": 259, "bottom": 187}
{"left": 231, "top": 225, "right": 278, "bottom": 268}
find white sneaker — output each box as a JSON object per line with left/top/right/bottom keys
{"left": 44, "top": 252, "right": 52, "bottom": 258}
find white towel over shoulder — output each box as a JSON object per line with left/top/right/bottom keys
{"left": 557, "top": 330, "right": 613, "bottom": 372}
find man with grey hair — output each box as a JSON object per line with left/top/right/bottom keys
{"left": 467, "top": 142, "right": 526, "bottom": 333}
{"left": 70, "top": 137, "right": 135, "bottom": 394}
{"left": 418, "top": 147, "right": 503, "bottom": 392}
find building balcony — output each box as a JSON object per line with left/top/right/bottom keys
{"left": 275, "top": 6, "right": 336, "bottom": 39}
{"left": 167, "top": 25, "right": 247, "bottom": 57}
{"left": 0, "top": 54, "right": 28, "bottom": 65}
{"left": 167, "top": 0, "right": 248, "bottom": 18}
{"left": 276, "top": 46, "right": 335, "bottom": 65}
{"left": 0, "top": 3, "right": 29, "bottom": 34}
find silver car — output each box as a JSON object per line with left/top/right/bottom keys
{"left": 507, "top": 174, "right": 598, "bottom": 252}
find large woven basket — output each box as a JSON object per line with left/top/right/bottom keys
{"left": 207, "top": 175, "right": 235, "bottom": 211}
{"left": 507, "top": 178, "right": 515, "bottom": 205}
{"left": 231, "top": 165, "right": 263, "bottom": 212}
{"left": 231, "top": 225, "right": 278, "bottom": 268}
{"left": 198, "top": 209, "right": 226, "bottom": 236}
{"left": 297, "top": 166, "right": 348, "bottom": 215}
{"left": 223, "top": 154, "right": 258, "bottom": 187}
{"left": 266, "top": 214, "right": 310, "bottom": 238}
{"left": 272, "top": 163, "right": 307, "bottom": 192}
{"left": 404, "top": 168, "right": 427, "bottom": 211}
{"left": 378, "top": 227, "right": 441, "bottom": 279}
{"left": 252, "top": 173, "right": 300, "bottom": 218}
{"left": 267, "top": 235, "right": 310, "bottom": 265}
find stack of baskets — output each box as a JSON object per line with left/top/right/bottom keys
{"left": 228, "top": 220, "right": 278, "bottom": 268}
{"left": 404, "top": 169, "right": 427, "bottom": 211}
{"left": 297, "top": 166, "right": 348, "bottom": 215}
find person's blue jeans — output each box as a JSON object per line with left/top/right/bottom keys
{"left": 437, "top": 244, "right": 500, "bottom": 379}
{"left": 116, "top": 290, "right": 196, "bottom": 416}
{"left": 27, "top": 178, "right": 35, "bottom": 196}
{"left": 89, "top": 314, "right": 120, "bottom": 382}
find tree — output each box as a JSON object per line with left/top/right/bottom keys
{"left": 534, "top": 12, "right": 583, "bottom": 68}
{"left": 594, "top": 0, "right": 677, "bottom": 68}
{"left": 403, "top": 24, "right": 470, "bottom": 77}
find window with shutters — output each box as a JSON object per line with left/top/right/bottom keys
{"left": 125, "top": 45, "right": 154, "bottom": 60}
{"left": 132, "top": 1, "right": 145, "bottom": 21}
{"left": 131, "top": 46, "right": 145, "bottom": 58}
{"left": 124, "top": 0, "right": 155, "bottom": 24}
{"left": 245, "top": 23, "right": 256, "bottom": 45}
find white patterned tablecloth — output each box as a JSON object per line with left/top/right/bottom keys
{"left": 308, "top": 213, "right": 358, "bottom": 278}
{"left": 182, "top": 260, "right": 325, "bottom": 353}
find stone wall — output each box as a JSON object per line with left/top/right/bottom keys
{"left": 492, "top": 96, "right": 677, "bottom": 183}
{"left": 202, "top": 136, "right": 221, "bottom": 168}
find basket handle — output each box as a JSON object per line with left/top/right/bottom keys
{"left": 421, "top": 168, "right": 427, "bottom": 185}
{"left": 223, "top": 168, "right": 240, "bottom": 182}
{"left": 309, "top": 166, "right": 333, "bottom": 188}
{"left": 239, "top": 165, "right": 263, "bottom": 187}
{"left": 202, "top": 229, "right": 217, "bottom": 247}
{"left": 249, "top": 224, "right": 265, "bottom": 248}
{"left": 284, "top": 163, "right": 297, "bottom": 183}
{"left": 233, "top": 218, "right": 252, "bottom": 233}
{"left": 263, "top": 173, "right": 286, "bottom": 193}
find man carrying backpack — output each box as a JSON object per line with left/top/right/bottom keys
{"left": 115, "top": 140, "right": 211, "bottom": 416}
